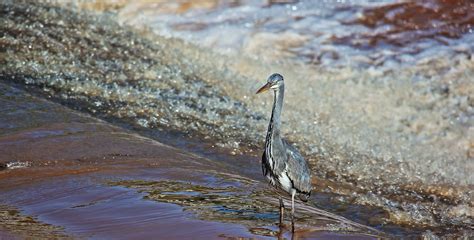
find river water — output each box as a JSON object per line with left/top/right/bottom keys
{"left": 1, "top": 0, "right": 473, "bottom": 238}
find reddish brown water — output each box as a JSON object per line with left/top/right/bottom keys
{"left": 342, "top": 0, "right": 474, "bottom": 48}
{"left": 0, "top": 83, "right": 384, "bottom": 239}
{"left": 1, "top": 1, "right": 473, "bottom": 238}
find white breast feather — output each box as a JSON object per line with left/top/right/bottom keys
{"left": 278, "top": 165, "right": 292, "bottom": 193}
{"left": 278, "top": 174, "right": 291, "bottom": 192}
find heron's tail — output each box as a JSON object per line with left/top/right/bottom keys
{"left": 298, "top": 191, "right": 311, "bottom": 202}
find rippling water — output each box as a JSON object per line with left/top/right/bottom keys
{"left": 117, "top": 0, "right": 474, "bottom": 69}
{"left": 106, "top": 0, "right": 474, "bottom": 188}
{"left": 1, "top": 0, "right": 473, "bottom": 237}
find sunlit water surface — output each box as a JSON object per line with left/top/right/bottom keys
{"left": 1, "top": 0, "right": 473, "bottom": 236}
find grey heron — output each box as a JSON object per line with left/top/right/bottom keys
{"left": 256, "top": 73, "right": 312, "bottom": 232}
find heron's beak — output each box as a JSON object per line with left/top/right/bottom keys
{"left": 256, "top": 82, "right": 271, "bottom": 94}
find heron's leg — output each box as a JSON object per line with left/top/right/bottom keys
{"left": 279, "top": 197, "right": 284, "bottom": 227}
{"left": 291, "top": 191, "right": 295, "bottom": 233}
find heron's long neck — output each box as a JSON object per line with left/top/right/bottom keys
{"left": 267, "top": 85, "right": 284, "bottom": 140}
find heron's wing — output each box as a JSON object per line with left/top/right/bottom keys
{"left": 261, "top": 151, "right": 270, "bottom": 176}
{"left": 283, "top": 140, "right": 312, "bottom": 194}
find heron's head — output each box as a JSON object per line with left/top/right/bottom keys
{"left": 256, "top": 73, "right": 284, "bottom": 94}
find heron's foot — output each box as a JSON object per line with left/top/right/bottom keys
{"left": 278, "top": 222, "right": 286, "bottom": 230}
{"left": 275, "top": 215, "right": 289, "bottom": 229}
{"left": 279, "top": 221, "right": 285, "bottom": 229}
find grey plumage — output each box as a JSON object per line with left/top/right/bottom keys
{"left": 256, "top": 73, "right": 312, "bottom": 230}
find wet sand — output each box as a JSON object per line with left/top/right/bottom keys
{"left": 0, "top": 83, "right": 383, "bottom": 239}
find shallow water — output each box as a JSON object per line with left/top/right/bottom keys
{"left": 0, "top": 1, "right": 473, "bottom": 238}
{"left": 0, "top": 82, "right": 385, "bottom": 239}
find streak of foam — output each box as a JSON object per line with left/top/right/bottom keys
{"left": 6, "top": 161, "right": 32, "bottom": 170}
